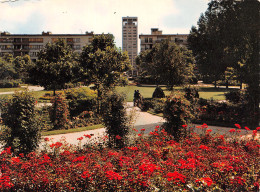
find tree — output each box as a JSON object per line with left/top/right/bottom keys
{"left": 80, "top": 34, "right": 131, "bottom": 113}
{"left": 188, "top": 0, "right": 259, "bottom": 127}
{"left": 0, "top": 56, "right": 16, "bottom": 80}
{"left": 136, "top": 39, "right": 195, "bottom": 90}
{"left": 13, "top": 54, "right": 32, "bottom": 82}
{"left": 28, "top": 39, "right": 79, "bottom": 95}
{"left": 0, "top": 90, "right": 41, "bottom": 154}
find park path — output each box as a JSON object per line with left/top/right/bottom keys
{"left": 0, "top": 85, "right": 44, "bottom": 95}
{"left": 41, "top": 102, "right": 256, "bottom": 149}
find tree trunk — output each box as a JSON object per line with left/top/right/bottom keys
{"left": 226, "top": 80, "right": 229, "bottom": 89}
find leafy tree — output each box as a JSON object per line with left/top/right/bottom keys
{"left": 13, "top": 54, "right": 32, "bottom": 81}
{"left": 0, "top": 90, "right": 41, "bottom": 154}
{"left": 188, "top": 0, "right": 259, "bottom": 127}
{"left": 136, "top": 40, "right": 195, "bottom": 90}
{"left": 28, "top": 39, "right": 79, "bottom": 95}
{"left": 80, "top": 34, "right": 131, "bottom": 113}
{"left": 224, "top": 67, "right": 236, "bottom": 88}
{"left": 0, "top": 56, "right": 16, "bottom": 80}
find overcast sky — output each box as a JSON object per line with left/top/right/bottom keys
{"left": 0, "top": 0, "right": 209, "bottom": 50}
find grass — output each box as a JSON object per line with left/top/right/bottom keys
{"left": 116, "top": 85, "right": 236, "bottom": 101}
{"left": 116, "top": 85, "right": 172, "bottom": 102}
{"left": 42, "top": 124, "right": 104, "bottom": 136}
{"left": 0, "top": 84, "right": 238, "bottom": 102}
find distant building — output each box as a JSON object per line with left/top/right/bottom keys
{"left": 139, "top": 28, "right": 188, "bottom": 52}
{"left": 0, "top": 31, "right": 94, "bottom": 62}
{"left": 122, "top": 17, "right": 138, "bottom": 76}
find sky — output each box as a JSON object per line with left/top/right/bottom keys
{"left": 0, "top": 0, "right": 209, "bottom": 51}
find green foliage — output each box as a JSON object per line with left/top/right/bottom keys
{"left": 0, "top": 55, "right": 16, "bottom": 80}
{"left": 13, "top": 55, "right": 32, "bottom": 82}
{"left": 0, "top": 90, "right": 41, "bottom": 154}
{"left": 188, "top": 0, "right": 259, "bottom": 126}
{"left": 0, "top": 79, "right": 20, "bottom": 88}
{"left": 152, "top": 86, "right": 165, "bottom": 98}
{"left": 65, "top": 87, "right": 97, "bottom": 117}
{"left": 49, "top": 93, "right": 70, "bottom": 130}
{"left": 80, "top": 34, "right": 131, "bottom": 113}
{"left": 225, "top": 89, "right": 247, "bottom": 104}
{"left": 136, "top": 40, "right": 195, "bottom": 90}
{"left": 184, "top": 86, "right": 199, "bottom": 102}
{"left": 80, "top": 34, "right": 131, "bottom": 89}
{"left": 28, "top": 39, "right": 79, "bottom": 95}
{"left": 101, "top": 91, "right": 130, "bottom": 148}
{"left": 150, "top": 98, "right": 166, "bottom": 113}
{"left": 163, "top": 94, "right": 193, "bottom": 141}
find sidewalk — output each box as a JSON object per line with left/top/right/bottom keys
{"left": 0, "top": 85, "right": 44, "bottom": 95}
{"left": 41, "top": 102, "right": 256, "bottom": 149}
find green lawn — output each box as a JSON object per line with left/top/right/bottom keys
{"left": 0, "top": 85, "right": 238, "bottom": 102}
{"left": 116, "top": 85, "right": 172, "bottom": 102}
{"left": 42, "top": 124, "right": 103, "bottom": 136}
{"left": 116, "top": 85, "right": 236, "bottom": 101}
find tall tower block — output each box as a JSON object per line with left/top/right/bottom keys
{"left": 122, "top": 17, "right": 138, "bottom": 76}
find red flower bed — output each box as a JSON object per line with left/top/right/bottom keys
{"left": 0, "top": 125, "right": 259, "bottom": 191}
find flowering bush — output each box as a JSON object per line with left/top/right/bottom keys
{"left": 0, "top": 124, "right": 259, "bottom": 191}
{"left": 49, "top": 93, "right": 70, "bottom": 130}
{"left": 0, "top": 91, "right": 41, "bottom": 155}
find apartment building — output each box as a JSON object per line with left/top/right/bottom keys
{"left": 122, "top": 17, "right": 138, "bottom": 76}
{"left": 0, "top": 31, "right": 94, "bottom": 62}
{"left": 139, "top": 28, "right": 188, "bottom": 52}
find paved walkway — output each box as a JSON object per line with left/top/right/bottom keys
{"left": 41, "top": 102, "right": 257, "bottom": 149}
{"left": 0, "top": 85, "right": 44, "bottom": 95}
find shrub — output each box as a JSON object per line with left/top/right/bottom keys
{"left": 184, "top": 86, "right": 199, "bottom": 102}
{"left": 0, "top": 79, "right": 21, "bottom": 88}
{"left": 49, "top": 93, "right": 70, "bottom": 130}
{"left": 0, "top": 90, "right": 41, "bottom": 154}
{"left": 152, "top": 86, "right": 165, "bottom": 98}
{"left": 65, "top": 87, "right": 97, "bottom": 117}
{"left": 141, "top": 98, "right": 153, "bottom": 111}
{"left": 150, "top": 98, "right": 166, "bottom": 113}
{"left": 101, "top": 91, "right": 130, "bottom": 148}
{"left": 196, "top": 99, "right": 250, "bottom": 127}
{"left": 225, "top": 89, "right": 247, "bottom": 103}
{"left": 0, "top": 125, "right": 259, "bottom": 191}
{"left": 163, "top": 94, "right": 194, "bottom": 140}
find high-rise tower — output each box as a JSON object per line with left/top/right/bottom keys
{"left": 122, "top": 16, "right": 138, "bottom": 76}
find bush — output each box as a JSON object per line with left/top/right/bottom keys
{"left": 101, "top": 91, "right": 130, "bottom": 148}
{"left": 140, "top": 98, "right": 153, "bottom": 111}
{"left": 196, "top": 99, "right": 251, "bottom": 127}
{"left": 0, "top": 79, "right": 21, "bottom": 88}
{"left": 152, "top": 86, "right": 165, "bottom": 98}
{"left": 163, "top": 94, "right": 194, "bottom": 141}
{"left": 0, "top": 126, "right": 259, "bottom": 191}
{"left": 184, "top": 86, "right": 199, "bottom": 102}
{"left": 0, "top": 91, "right": 41, "bottom": 154}
{"left": 225, "top": 89, "right": 247, "bottom": 103}
{"left": 49, "top": 93, "right": 70, "bottom": 130}
{"left": 65, "top": 87, "right": 97, "bottom": 117}
{"left": 150, "top": 98, "right": 166, "bottom": 113}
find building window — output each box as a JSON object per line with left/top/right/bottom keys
{"left": 145, "top": 38, "right": 148, "bottom": 43}
{"left": 73, "top": 45, "right": 81, "bottom": 50}
{"left": 29, "top": 38, "right": 43, "bottom": 43}
{"left": 67, "top": 38, "right": 73, "bottom": 43}
{"left": 0, "top": 38, "right": 13, "bottom": 43}
{"left": 73, "top": 38, "right": 80, "bottom": 43}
